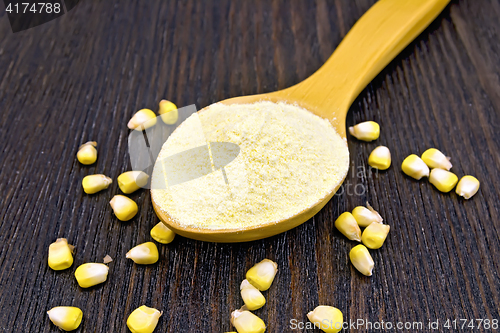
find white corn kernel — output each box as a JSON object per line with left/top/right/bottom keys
{"left": 158, "top": 100, "right": 178, "bottom": 125}
{"left": 351, "top": 203, "right": 383, "bottom": 228}
{"left": 126, "top": 242, "right": 159, "bottom": 264}
{"left": 128, "top": 109, "right": 157, "bottom": 131}
{"left": 109, "top": 195, "right": 138, "bottom": 221}
{"left": 231, "top": 310, "right": 266, "bottom": 333}
{"left": 74, "top": 263, "right": 109, "bottom": 288}
{"left": 117, "top": 171, "right": 149, "bottom": 194}
{"left": 349, "top": 244, "right": 374, "bottom": 276}
{"left": 77, "top": 141, "right": 97, "bottom": 165}
{"left": 103, "top": 255, "right": 113, "bottom": 264}
{"left": 361, "top": 223, "right": 390, "bottom": 249}
{"left": 334, "top": 212, "right": 362, "bottom": 241}
{"left": 429, "top": 168, "right": 458, "bottom": 193}
{"left": 240, "top": 279, "right": 266, "bottom": 311}
{"left": 245, "top": 259, "right": 278, "bottom": 291}
{"left": 48, "top": 238, "right": 74, "bottom": 271}
{"left": 456, "top": 175, "right": 480, "bottom": 199}
{"left": 82, "top": 174, "right": 112, "bottom": 194}
{"left": 348, "top": 121, "right": 380, "bottom": 141}
{"left": 307, "top": 305, "right": 343, "bottom": 333}
{"left": 421, "top": 148, "right": 452, "bottom": 170}
{"left": 127, "top": 305, "right": 162, "bottom": 333}
{"left": 150, "top": 222, "right": 176, "bottom": 244}
{"left": 368, "top": 146, "right": 391, "bottom": 170}
{"left": 47, "top": 306, "right": 83, "bottom": 331}
{"left": 401, "top": 154, "right": 430, "bottom": 180}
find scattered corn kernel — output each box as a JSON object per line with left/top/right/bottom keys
{"left": 82, "top": 174, "right": 112, "bottom": 194}
{"left": 245, "top": 259, "right": 278, "bottom": 291}
{"left": 231, "top": 310, "right": 266, "bottom": 333}
{"left": 351, "top": 203, "right": 383, "bottom": 228}
{"left": 117, "top": 171, "right": 149, "bottom": 194}
{"left": 429, "top": 168, "right": 458, "bottom": 193}
{"left": 103, "top": 255, "right": 113, "bottom": 264}
{"left": 361, "top": 223, "right": 390, "bottom": 249}
{"left": 307, "top": 305, "right": 343, "bottom": 333}
{"left": 74, "top": 263, "right": 109, "bottom": 288}
{"left": 47, "top": 306, "right": 83, "bottom": 331}
{"left": 158, "top": 99, "right": 178, "bottom": 125}
{"left": 368, "top": 146, "right": 391, "bottom": 170}
{"left": 348, "top": 121, "right": 380, "bottom": 141}
{"left": 150, "top": 222, "right": 176, "bottom": 244}
{"left": 128, "top": 109, "right": 158, "bottom": 131}
{"left": 48, "top": 238, "right": 74, "bottom": 271}
{"left": 349, "top": 244, "right": 374, "bottom": 276}
{"left": 76, "top": 141, "right": 97, "bottom": 165}
{"left": 109, "top": 195, "right": 138, "bottom": 221}
{"left": 401, "top": 154, "right": 430, "bottom": 180}
{"left": 240, "top": 279, "right": 266, "bottom": 311}
{"left": 456, "top": 175, "right": 480, "bottom": 199}
{"left": 421, "top": 148, "right": 452, "bottom": 170}
{"left": 127, "top": 305, "right": 162, "bottom": 333}
{"left": 126, "top": 242, "right": 159, "bottom": 264}
{"left": 334, "top": 212, "right": 362, "bottom": 242}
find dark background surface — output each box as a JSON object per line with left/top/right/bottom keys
{"left": 1, "top": 0, "right": 499, "bottom": 332}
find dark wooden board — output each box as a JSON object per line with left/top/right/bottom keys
{"left": 0, "top": 0, "right": 499, "bottom": 332}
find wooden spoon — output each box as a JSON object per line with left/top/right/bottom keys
{"left": 152, "top": 0, "right": 450, "bottom": 242}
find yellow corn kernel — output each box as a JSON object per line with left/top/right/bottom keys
{"left": 351, "top": 203, "right": 383, "bottom": 228}
{"left": 47, "top": 306, "right": 83, "bottom": 331}
{"left": 307, "top": 305, "right": 343, "bottom": 333}
{"left": 368, "top": 146, "right": 391, "bottom": 170}
{"left": 245, "top": 259, "right": 278, "bottom": 291}
{"left": 127, "top": 305, "right": 162, "bottom": 333}
{"left": 240, "top": 279, "right": 266, "bottom": 311}
{"left": 109, "top": 195, "right": 138, "bottom": 221}
{"left": 334, "top": 212, "right": 361, "bottom": 242}
{"left": 74, "top": 263, "right": 109, "bottom": 288}
{"left": 117, "top": 171, "right": 149, "bottom": 194}
{"left": 361, "top": 223, "right": 390, "bottom": 249}
{"left": 401, "top": 154, "right": 430, "bottom": 180}
{"left": 150, "top": 222, "right": 176, "bottom": 244}
{"left": 126, "top": 242, "right": 159, "bottom": 264}
{"left": 349, "top": 244, "right": 374, "bottom": 276}
{"left": 429, "top": 168, "right": 458, "bottom": 193}
{"left": 231, "top": 310, "right": 266, "bottom": 333}
{"left": 128, "top": 109, "right": 157, "bottom": 131}
{"left": 421, "top": 148, "right": 452, "bottom": 170}
{"left": 82, "top": 174, "right": 112, "bottom": 194}
{"left": 48, "top": 238, "right": 74, "bottom": 271}
{"left": 77, "top": 141, "right": 97, "bottom": 165}
{"left": 456, "top": 175, "right": 480, "bottom": 199}
{"left": 158, "top": 100, "right": 178, "bottom": 125}
{"left": 348, "top": 121, "right": 380, "bottom": 141}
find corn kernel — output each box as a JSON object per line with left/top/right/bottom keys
{"left": 456, "top": 175, "right": 480, "bottom": 199}
{"left": 349, "top": 244, "right": 374, "bottom": 276}
{"left": 361, "top": 223, "right": 390, "bottom": 249}
{"left": 127, "top": 305, "right": 162, "bottom": 333}
{"left": 231, "top": 310, "right": 266, "bottom": 333}
{"left": 368, "top": 146, "right": 391, "bottom": 170}
{"left": 74, "top": 263, "right": 109, "bottom": 288}
{"left": 126, "top": 242, "right": 159, "bottom": 264}
{"left": 128, "top": 109, "right": 157, "bottom": 131}
{"left": 82, "top": 174, "right": 112, "bottom": 194}
{"left": 47, "top": 306, "right": 83, "bottom": 331}
{"left": 77, "top": 141, "right": 97, "bottom": 165}
{"left": 117, "top": 171, "right": 149, "bottom": 194}
{"left": 103, "top": 255, "right": 113, "bottom": 264}
{"left": 348, "top": 121, "right": 380, "bottom": 142}
{"left": 334, "top": 212, "right": 362, "bottom": 242}
{"left": 351, "top": 203, "right": 383, "bottom": 228}
{"left": 429, "top": 168, "right": 458, "bottom": 193}
{"left": 109, "top": 195, "right": 138, "bottom": 221}
{"left": 240, "top": 279, "right": 266, "bottom": 311}
{"left": 421, "top": 148, "right": 452, "bottom": 170}
{"left": 158, "top": 100, "right": 178, "bottom": 125}
{"left": 307, "top": 305, "right": 343, "bottom": 333}
{"left": 245, "top": 259, "right": 278, "bottom": 291}
{"left": 150, "top": 222, "right": 176, "bottom": 244}
{"left": 401, "top": 154, "right": 430, "bottom": 180}
{"left": 48, "top": 238, "right": 74, "bottom": 271}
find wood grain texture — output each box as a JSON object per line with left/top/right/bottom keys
{"left": 0, "top": 0, "right": 499, "bottom": 332}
